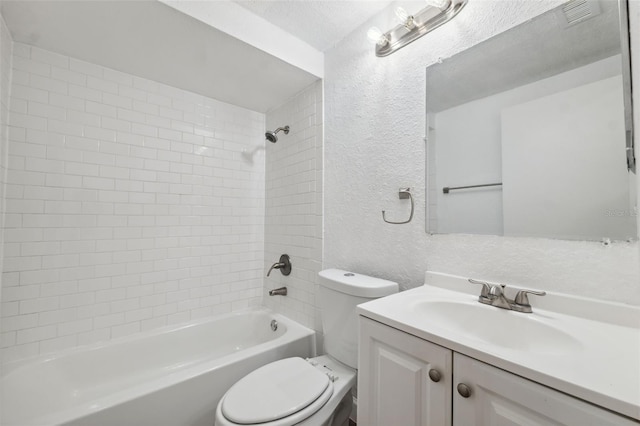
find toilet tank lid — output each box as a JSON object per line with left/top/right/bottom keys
{"left": 318, "top": 269, "right": 398, "bottom": 298}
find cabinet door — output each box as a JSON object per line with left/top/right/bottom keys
{"left": 358, "top": 316, "right": 452, "bottom": 426}
{"left": 453, "top": 353, "right": 638, "bottom": 426}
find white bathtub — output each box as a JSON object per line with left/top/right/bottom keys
{"left": 1, "top": 308, "right": 315, "bottom": 426}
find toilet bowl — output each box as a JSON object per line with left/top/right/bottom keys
{"left": 214, "top": 355, "right": 355, "bottom": 426}
{"left": 215, "top": 269, "right": 398, "bottom": 426}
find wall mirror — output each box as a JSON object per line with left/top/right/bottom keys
{"left": 425, "top": 0, "right": 636, "bottom": 241}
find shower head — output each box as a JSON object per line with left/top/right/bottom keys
{"left": 265, "top": 125, "right": 290, "bottom": 143}
{"left": 265, "top": 132, "right": 278, "bottom": 143}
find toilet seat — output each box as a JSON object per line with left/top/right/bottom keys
{"left": 219, "top": 357, "right": 335, "bottom": 426}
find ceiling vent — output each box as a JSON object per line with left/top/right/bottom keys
{"left": 560, "top": 0, "right": 602, "bottom": 26}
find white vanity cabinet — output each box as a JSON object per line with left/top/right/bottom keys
{"left": 358, "top": 317, "right": 452, "bottom": 426}
{"left": 453, "top": 353, "right": 637, "bottom": 426}
{"left": 358, "top": 316, "right": 638, "bottom": 426}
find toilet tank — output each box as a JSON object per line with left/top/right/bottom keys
{"left": 318, "top": 269, "right": 398, "bottom": 369}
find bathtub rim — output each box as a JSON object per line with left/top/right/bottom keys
{"left": 2, "top": 306, "right": 313, "bottom": 376}
{"left": 1, "top": 307, "right": 316, "bottom": 426}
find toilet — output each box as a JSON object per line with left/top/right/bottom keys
{"left": 215, "top": 269, "right": 398, "bottom": 426}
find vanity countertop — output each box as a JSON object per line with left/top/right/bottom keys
{"left": 356, "top": 272, "right": 640, "bottom": 421}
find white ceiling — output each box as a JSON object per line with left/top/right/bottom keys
{"left": 234, "top": 0, "right": 393, "bottom": 51}
{"left": 4, "top": 0, "right": 390, "bottom": 113}
{"left": 1, "top": 1, "right": 316, "bottom": 112}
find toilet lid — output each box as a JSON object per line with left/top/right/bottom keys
{"left": 221, "top": 357, "right": 330, "bottom": 425}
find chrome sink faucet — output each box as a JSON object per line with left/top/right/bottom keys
{"left": 468, "top": 279, "right": 546, "bottom": 313}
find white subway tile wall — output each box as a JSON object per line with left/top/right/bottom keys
{"left": 0, "top": 15, "right": 14, "bottom": 351}
{"left": 1, "top": 43, "right": 266, "bottom": 363}
{"left": 264, "top": 81, "right": 323, "bottom": 331}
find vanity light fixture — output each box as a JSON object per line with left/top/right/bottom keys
{"left": 368, "top": 0, "right": 467, "bottom": 57}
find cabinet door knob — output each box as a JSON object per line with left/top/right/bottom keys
{"left": 428, "top": 369, "right": 441, "bottom": 382}
{"left": 457, "top": 383, "right": 472, "bottom": 398}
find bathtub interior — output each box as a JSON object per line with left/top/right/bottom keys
{"left": 1, "top": 308, "right": 315, "bottom": 426}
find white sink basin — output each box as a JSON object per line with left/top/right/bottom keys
{"left": 356, "top": 272, "right": 640, "bottom": 421}
{"left": 410, "top": 300, "right": 582, "bottom": 353}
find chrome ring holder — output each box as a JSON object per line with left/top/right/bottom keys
{"left": 382, "top": 188, "right": 414, "bottom": 224}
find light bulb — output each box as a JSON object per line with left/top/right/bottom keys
{"left": 395, "top": 7, "right": 409, "bottom": 23}
{"left": 395, "top": 7, "right": 415, "bottom": 29}
{"left": 367, "top": 27, "right": 389, "bottom": 46}
{"left": 425, "top": 0, "right": 451, "bottom": 10}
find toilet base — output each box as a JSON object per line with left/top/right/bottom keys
{"left": 325, "top": 391, "right": 352, "bottom": 426}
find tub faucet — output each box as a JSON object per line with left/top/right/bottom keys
{"left": 269, "top": 287, "right": 288, "bottom": 296}
{"left": 267, "top": 254, "right": 292, "bottom": 277}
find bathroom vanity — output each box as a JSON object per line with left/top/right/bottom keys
{"left": 356, "top": 272, "right": 640, "bottom": 425}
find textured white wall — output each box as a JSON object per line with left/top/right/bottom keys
{"left": 264, "top": 80, "right": 323, "bottom": 332}
{"left": 324, "top": 0, "right": 640, "bottom": 304}
{"left": 1, "top": 44, "right": 266, "bottom": 363}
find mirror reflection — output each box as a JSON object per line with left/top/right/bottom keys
{"left": 426, "top": 0, "right": 636, "bottom": 241}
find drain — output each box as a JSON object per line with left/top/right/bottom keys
{"left": 270, "top": 319, "right": 278, "bottom": 331}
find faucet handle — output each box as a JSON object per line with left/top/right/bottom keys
{"left": 468, "top": 279, "right": 491, "bottom": 299}
{"left": 514, "top": 289, "right": 546, "bottom": 307}
{"left": 266, "top": 254, "right": 292, "bottom": 277}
